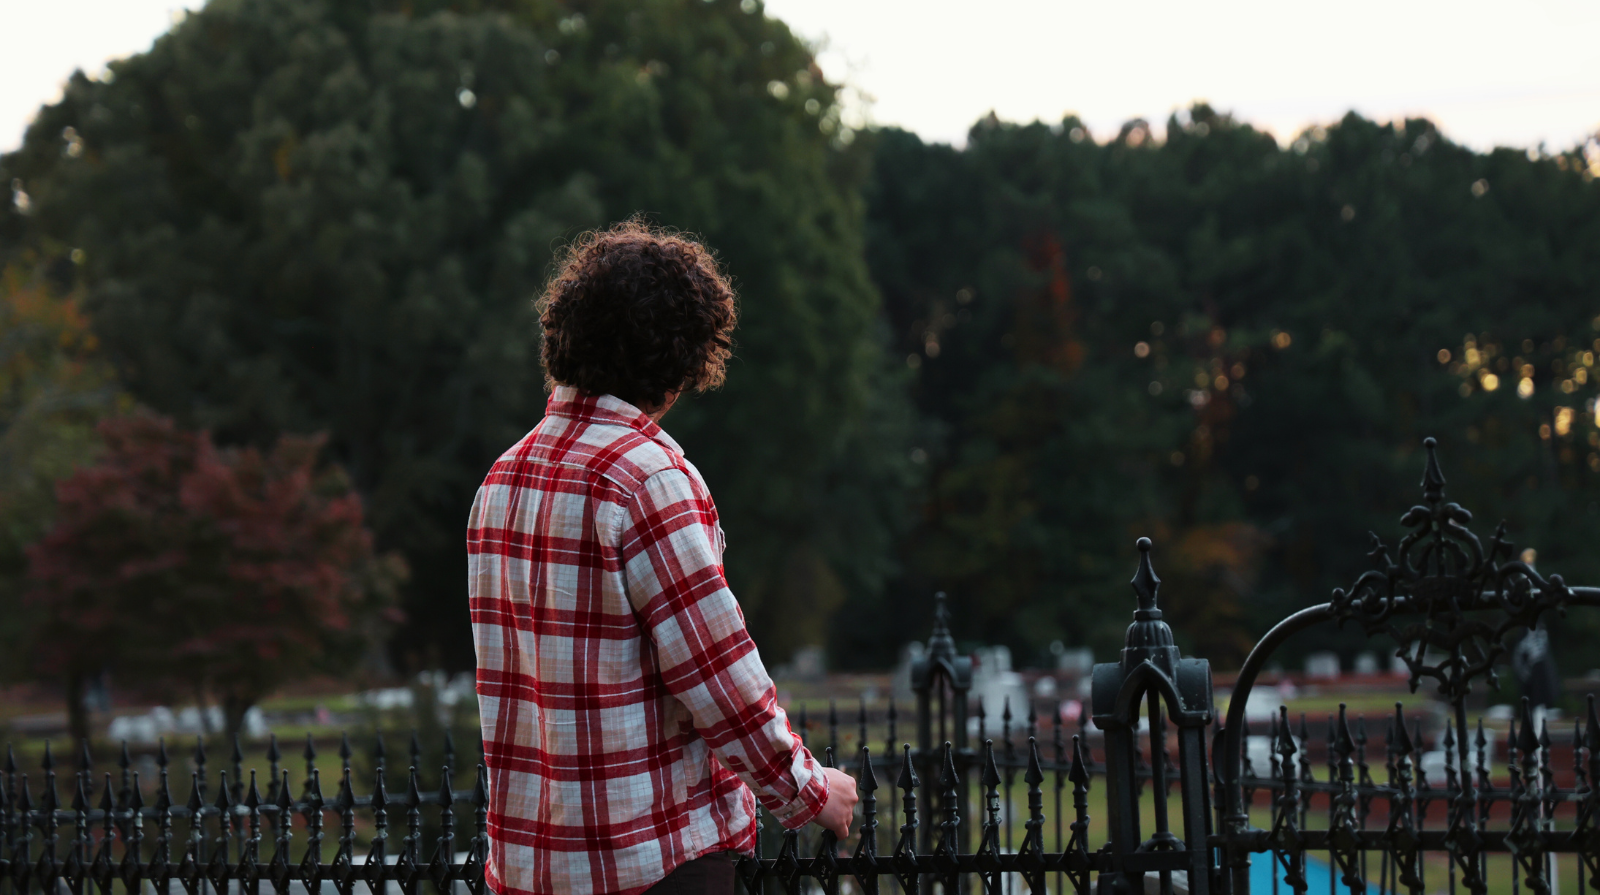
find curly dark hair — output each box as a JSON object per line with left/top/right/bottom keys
{"left": 537, "top": 220, "right": 738, "bottom": 412}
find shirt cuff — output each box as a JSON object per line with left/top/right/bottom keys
{"left": 768, "top": 755, "right": 830, "bottom": 831}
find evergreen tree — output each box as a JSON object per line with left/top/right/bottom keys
{"left": 865, "top": 109, "right": 1600, "bottom": 668}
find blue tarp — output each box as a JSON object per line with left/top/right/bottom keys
{"left": 1249, "top": 853, "right": 1339, "bottom": 895}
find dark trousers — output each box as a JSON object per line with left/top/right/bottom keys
{"left": 640, "top": 852, "right": 737, "bottom": 895}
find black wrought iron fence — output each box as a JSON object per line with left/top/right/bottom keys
{"left": 5, "top": 437, "right": 1600, "bottom": 895}
{"left": 0, "top": 734, "right": 488, "bottom": 895}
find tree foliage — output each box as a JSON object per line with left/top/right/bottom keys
{"left": 865, "top": 108, "right": 1600, "bottom": 669}
{"left": 25, "top": 412, "right": 404, "bottom": 739}
{"left": 0, "top": 0, "right": 912, "bottom": 666}
{"left": 0, "top": 265, "right": 126, "bottom": 679}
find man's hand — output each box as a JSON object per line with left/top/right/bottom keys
{"left": 815, "top": 767, "right": 860, "bottom": 839}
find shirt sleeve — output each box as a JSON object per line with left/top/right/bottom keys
{"left": 618, "top": 466, "right": 829, "bottom": 830}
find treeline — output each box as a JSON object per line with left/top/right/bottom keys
{"left": 861, "top": 111, "right": 1600, "bottom": 669}
{"left": 3, "top": 0, "right": 1599, "bottom": 686}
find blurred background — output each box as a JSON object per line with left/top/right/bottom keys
{"left": 2, "top": 0, "right": 1599, "bottom": 756}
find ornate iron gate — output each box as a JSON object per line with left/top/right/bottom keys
{"left": 4, "top": 438, "right": 1600, "bottom": 895}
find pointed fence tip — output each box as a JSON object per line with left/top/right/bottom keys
{"left": 896, "top": 744, "right": 917, "bottom": 790}
{"left": 275, "top": 770, "right": 293, "bottom": 810}
{"left": 1518, "top": 698, "right": 1541, "bottom": 753}
{"left": 1024, "top": 736, "right": 1045, "bottom": 786}
{"left": 243, "top": 770, "right": 261, "bottom": 808}
{"left": 1334, "top": 704, "right": 1355, "bottom": 755}
{"left": 981, "top": 740, "right": 1001, "bottom": 788}
{"left": 857, "top": 746, "right": 878, "bottom": 792}
{"left": 1131, "top": 537, "right": 1161, "bottom": 614}
{"left": 1421, "top": 436, "right": 1446, "bottom": 501}
{"left": 1068, "top": 735, "right": 1090, "bottom": 786}
{"left": 1393, "top": 704, "right": 1413, "bottom": 754}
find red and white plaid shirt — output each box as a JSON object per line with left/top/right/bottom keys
{"left": 468, "top": 387, "right": 829, "bottom": 895}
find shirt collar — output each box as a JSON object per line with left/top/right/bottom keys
{"left": 545, "top": 385, "right": 685, "bottom": 455}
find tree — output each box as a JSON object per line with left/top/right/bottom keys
{"left": 0, "top": 0, "right": 912, "bottom": 667}
{"left": 0, "top": 264, "right": 126, "bottom": 680}
{"left": 25, "top": 412, "right": 405, "bottom": 742}
{"left": 864, "top": 108, "right": 1600, "bottom": 668}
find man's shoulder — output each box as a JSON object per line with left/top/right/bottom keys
{"left": 485, "top": 414, "right": 687, "bottom": 497}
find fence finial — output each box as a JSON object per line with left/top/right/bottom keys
{"left": 1421, "top": 436, "right": 1446, "bottom": 504}
{"left": 1131, "top": 537, "right": 1161, "bottom": 618}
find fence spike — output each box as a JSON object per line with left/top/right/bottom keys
{"left": 244, "top": 770, "right": 261, "bottom": 809}
{"left": 1518, "top": 698, "right": 1540, "bottom": 754}
{"left": 17, "top": 771, "right": 32, "bottom": 812}
{"left": 472, "top": 762, "right": 488, "bottom": 809}
{"left": 893, "top": 742, "right": 918, "bottom": 877}
{"left": 438, "top": 764, "right": 454, "bottom": 808}
{"left": 372, "top": 765, "right": 390, "bottom": 812}
{"left": 431, "top": 764, "right": 458, "bottom": 891}
{"left": 897, "top": 742, "right": 917, "bottom": 792}
{"left": 1025, "top": 735, "right": 1045, "bottom": 787}
{"left": 41, "top": 760, "right": 58, "bottom": 814}
{"left": 118, "top": 741, "right": 131, "bottom": 771}
{"left": 153, "top": 763, "right": 171, "bottom": 813}
{"left": 853, "top": 745, "right": 879, "bottom": 872}
{"left": 272, "top": 769, "right": 294, "bottom": 884}
{"left": 4, "top": 742, "right": 13, "bottom": 775}
{"left": 266, "top": 733, "right": 281, "bottom": 764}
{"left": 214, "top": 770, "right": 233, "bottom": 814}
{"left": 974, "top": 738, "right": 996, "bottom": 790}
{"left": 80, "top": 740, "right": 93, "bottom": 774}
{"left": 43, "top": 739, "right": 55, "bottom": 771}
{"left": 192, "top": 735, "right": 206, "bottom": 773}
{"left": 157, "top": 738, "right": 169, "bottom": 769}
{"left": 1069, "top": 734, "right": 1090, "bottom": 787}
{"left": 71, "top": 770, "right": 89, "bottom": 813}
{"left": 937, "top": 741, "right": 960, "bottom": 885}
{"left": 186, "top": 770, "right": 204, "bottom": 818}
{"left": 274, "top": 769, "right": 292, "bottom": 813}
{"left": 976, "top": 739, "right": 1002, "bottom": 890}
{"left": 1394, "top": 704, "right": 1413, "bottom": 754}
{"left": 339, "top": 732, "right": 352, "bottom": 769}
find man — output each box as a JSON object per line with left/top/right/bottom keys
{"left": 468, "top": 220, "right": 857, "bottom": 895}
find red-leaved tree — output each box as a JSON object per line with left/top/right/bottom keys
{"left": 26, "top": 412, "right": 405, "bottom": 742}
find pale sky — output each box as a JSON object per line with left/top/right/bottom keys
{"left": 5, "top": 0, "right": 1599, "bottom": 155}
